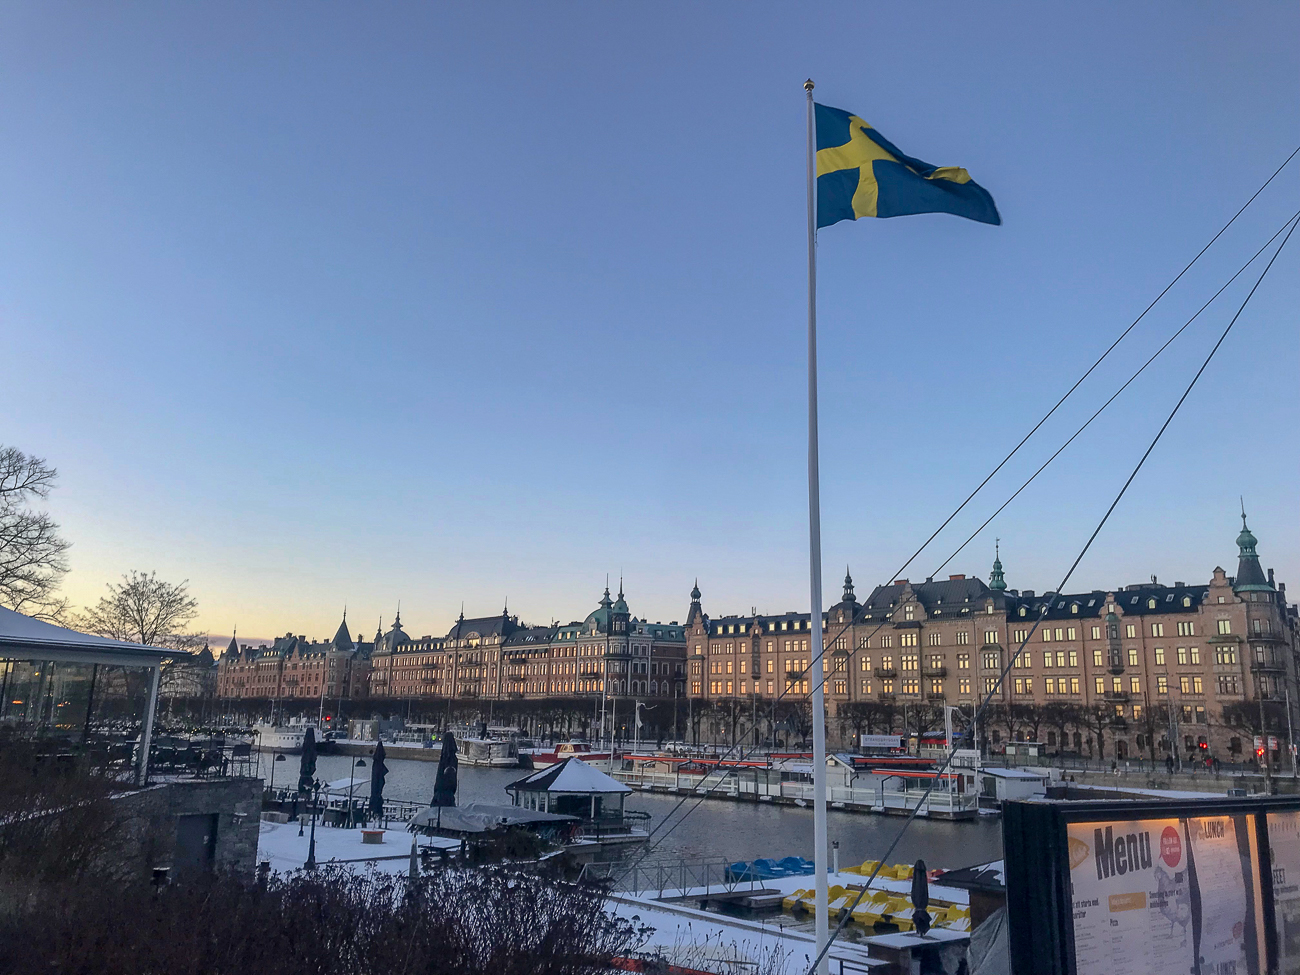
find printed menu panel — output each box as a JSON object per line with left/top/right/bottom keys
{"left": 1068, "top": 815, "right": 1265, "bottom": 975}
{"left": 1186, "top": 815, "right": 1258, "bottom": 975}
{"left": 1067, "top": 817, "right": 1194, "bottom": 975}
{"left": 1269, "top": 811, "right": 1300, "bottom": 975}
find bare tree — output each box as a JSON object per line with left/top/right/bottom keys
{"left": 1041, "top": 701, "right": 1082, "bottom": 753}
{"left": 77, "top": 571, "right": 204, "bottom": 697}
{"left": 0, "top": 446, "right": 70, "bottom": 620}
{"left": 78, "top": 571, "right": 201, "bottom": 650}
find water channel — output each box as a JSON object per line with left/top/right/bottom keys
{"left": 262, "top": 754, "right": 1005, "bottom": 871}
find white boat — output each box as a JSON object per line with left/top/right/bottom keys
{"left": 254, "top": 724, "right": 306, "bottom": 754}
{"left": 523, "top": 740, "right": 615, "bottom": 771}
{"left": 459, "top": 737, "right": 521, "bottom": 768}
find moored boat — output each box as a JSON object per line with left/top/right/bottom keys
{"left": 459, "top": 737, "right": 521, "bottom": 768}
{"left": 523, "top": 740, "right": 614, "bottom": 771}
{"left": 253, "top": 724, "right": 306, "bottom": 754}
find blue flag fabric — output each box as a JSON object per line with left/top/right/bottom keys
{"left": 815, "top": 103, "right": 1000, "bottom": 229}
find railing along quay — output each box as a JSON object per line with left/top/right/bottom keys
{"left": 611, "top": 768, "right": 979, "bottom": 819}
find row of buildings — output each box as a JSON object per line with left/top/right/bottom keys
{"left": 215, "top": 517, "right": 1300, "bottom": 758}
{"left": 215, "top": 583, "right": 690, "bottom": 706}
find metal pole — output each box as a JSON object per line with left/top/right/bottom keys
{"left": 82, "top": 663, "right": 99, "bottom": 742}
{"left": 804, "top": 77, "right": 829, "bottom": 975}
{"left": 1286, "top": 682, "right": 1297, "bottom": 777}
{"left": 136, "top": 663, "right": 161, "bottom": 786}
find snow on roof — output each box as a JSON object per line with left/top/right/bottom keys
{"left": 938, "top": 859, "right": 1006, "bottom": 890}
{"left": 981, "top": 767, "right": 1048, "bottom": 779}
{"left": 507, "top": 757, "right": 632, "bottom": 794}
{"left": 0, "top": 606, "right": 186, "bottom": 664}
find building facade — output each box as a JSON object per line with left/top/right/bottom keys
{"left": 215, "top": 613, "right": 372, "bottom": 703}
{"left": 366, "top": 585, "right": 687, "bottom": 703}
{"left": 687, "top": 517, "right": 1299, "bottom": 761}
{"left": 218, "top": 587, "right": 687, "bottom": 707}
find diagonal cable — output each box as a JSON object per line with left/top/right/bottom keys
{"left": 801, "top": 210, "right": 1300, "bottom": 975}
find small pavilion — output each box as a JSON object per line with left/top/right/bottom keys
{"left": 506, "top": 757, "right": 632, "bottom": 823}
{"left": 0, "top": 606, "right": 190, "bottom": 784}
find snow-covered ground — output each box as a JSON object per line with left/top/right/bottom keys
{"left": 257, "top": 819, "right": 458, "bottom": 874}
{"left": 256, "top": 820, "right": 961, "bottom": 974}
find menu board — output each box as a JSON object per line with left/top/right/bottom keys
{"left": 1067, "top": 815, "right": 1262, "bottom": 975}
{"left": 1067, "top": 817, "right": 1194, "bottom": 975}
{"left": 1269, "top": 811, "right": 1300, "bottom": 975}
{"left": 1186, "top": 815, "right": 1258, "bottom": 974}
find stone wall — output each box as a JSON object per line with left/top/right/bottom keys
{"left": 111, "top": 778, "right": 261, "bottom": 880}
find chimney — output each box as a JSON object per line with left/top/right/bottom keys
{"left": 949, "top": 574, "right": 966, "bottom": 581}
{"left": 1269, "top": 568, "right": 1275, "bottom": 585}
{"left": 894, "top": 579, "right": 909, "bottom": 586}
{"left": 925, "top": 576, "right": 934, "bottom": 583}
{"left": 1174, "top": 581, "right": 1185, "bottom": 588}
{"left": 1022, "top": 590, "right": 1035, "bottom": 599}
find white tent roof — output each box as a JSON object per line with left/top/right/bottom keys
{"left": 507, "top": 757, "right": 632, "bottom": 795}
{"left": 0, "top": 606, "right": 186, "bottom": 666}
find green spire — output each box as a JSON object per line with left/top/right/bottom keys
{"left": 1234, "top": 504, "right": 1272, "bottom": 592}
{"left": 989, "top": 539, "right": 1007, "bottom": 591}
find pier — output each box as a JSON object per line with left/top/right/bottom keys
{"left": 611, "top": 767, "right": 979, "bottom": 820}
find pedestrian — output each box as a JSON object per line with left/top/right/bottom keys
{"left": 1165, "top": 754, "right": 1174, "bottom": 775}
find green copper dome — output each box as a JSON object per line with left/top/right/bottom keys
{"left": 989, "top": 542, "right": 1007, "bottom": 592}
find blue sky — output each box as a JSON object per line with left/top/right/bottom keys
{"left": 2, "top": 3, "right": 1297, "bottom": 642}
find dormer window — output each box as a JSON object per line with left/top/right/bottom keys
{"left": 904, "top": 604, "right": 915, "bottom": 621}
{"left": 1019, "top": 607, "right": 1027, "bottom": 617}
{"left": 1148, "top": 598, "right": 1157, "bottom": 609}
{"left": 1183, "top": 596, "right": 1192, "bottom": 608}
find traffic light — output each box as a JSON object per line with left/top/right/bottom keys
{"left": 1257, "top": 746, "right": 1266, "bottom": 759}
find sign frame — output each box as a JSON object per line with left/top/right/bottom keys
{"left": 1003, "top": 794, "right": 1300, "bottom": 975}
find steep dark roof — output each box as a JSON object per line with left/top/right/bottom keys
{"left": 1008, "top": 586, "right": 1208, "bottom": 621}
{"left": 331, "top": 617, "right": 354, "bottom": 652}
{"left": 444, "top": 614, "right": 517, "bottom": 642}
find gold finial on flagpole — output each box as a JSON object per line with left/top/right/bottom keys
{"left": 804, "top": 78, "right": 815, "bottom": 91}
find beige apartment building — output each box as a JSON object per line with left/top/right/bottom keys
{"left": 365, "top": 585, "right": 687, "bottom": 703}
{"left": 687, "top": 517, "right": 1298, "bottom": 761}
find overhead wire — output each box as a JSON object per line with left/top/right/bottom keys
{"left": 617, "top": 197, "right": 1300, "bottom": 879}
{"left": 615, "top": 144, "right": 1300, "bottom": 884}
{"left": 801, "top": 209, "right": 1300, "bottom": 975}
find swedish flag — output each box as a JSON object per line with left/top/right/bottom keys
{"left": 815, "top": 104, "right": 1000, "bottom": 229}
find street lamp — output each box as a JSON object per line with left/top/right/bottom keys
{"left": 269, "top": 752, "right": 286, "bottom": 793}
{"left": 305, "top": 778, "right": 322, "bottom": 870}
{"left": 346, "top": 756, "right": 367, "bottom": 828}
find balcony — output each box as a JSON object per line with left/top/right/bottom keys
{"left": 1250, "top": 661, "right": 1287, "bottom": 676}
{"left": 878, "top": 693, "right": 897, "bottom": 703}
{"left": 1249, "top": 632, "right": 1285, "bottom": 644}
{"left": 1108, "top": 662, "right": 1125, "bottom": 676}
{"left": 921, "top": 666, "right": 947, "bottom": 678}
{"left": 1103, "top": 690, "right": 1130, "bottom": 703}
{"left": 874, "top": 667, "right": 898, "bottom": 679}
{"left": 926, "top": 692, "right": 947, "bottom": 703}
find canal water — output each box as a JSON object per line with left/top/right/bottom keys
{"left": 263, "top": 753, "right": 1004, "bottom": 872}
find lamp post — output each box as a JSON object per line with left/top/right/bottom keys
{"left": 346, "top": 756, "right": 367, "bottom": 828}
{"left": 305, "top": 778, "right": 322, "bottom": 870}
{"left": 269, "top": 752, "right": 286, "bottom": 794}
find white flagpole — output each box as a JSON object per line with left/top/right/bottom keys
{"left": 804, "top": 77, "right": 830, "bottom": 975}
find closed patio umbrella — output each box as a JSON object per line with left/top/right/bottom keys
{"left": 432, "top": 732, "right": 458, "bottom": 807}
{"left": 298, "top": 727, "right": 317, "bottom": 794}
{"left": 369, "top": 741, "right": 388, "bottom": 817}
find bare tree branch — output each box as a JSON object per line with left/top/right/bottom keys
{"left": 0, "top": 445, "right": 70, "bottom": 620}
